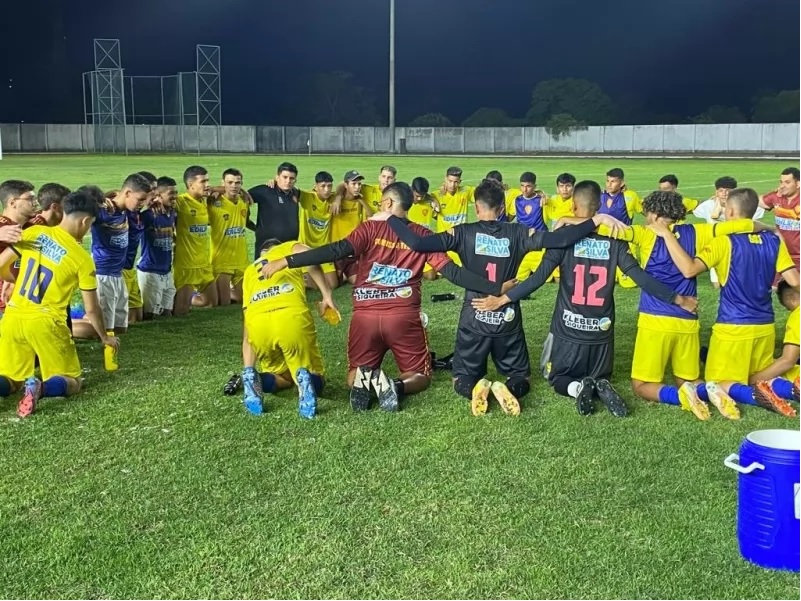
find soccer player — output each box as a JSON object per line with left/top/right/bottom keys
{"left": 513, "top": 172, "right": 551, "bottom": 282}
{"left": 358, "top": 165, "right": 398, "bottom": 214}
{"left": 0, "top": 190, "right": 119, "bottom": 417}
{"left": 0, "top": 180, "right": 37, "bottom": 314}
{"left": 410, "top": 177, "right": 438, "bottom": 281}
{"left": 330, "top": 170, "right": 373, "bottom": 283}
{"left": 240, "top": 238, "right": 338, "bottom": 418}
{"left": 174, "top": 165, "right": 215, "bottom": 316}
{"left": 92, "top": 173, "right": 151, "bottom": 334}
{"left": 546, "top": 173, "right": 576, "bottom": 229}
{"left": 122, "top": 171, "right": 156, "bottom": 325}
{"left": 261, "top": 182, "right": 504, "bottom": 413}
{"left": 209, "top": 168, "right": 250, "bottom": 305}
{"left": 484, "top": 170, "right": 520, "bottom": 221}
{"left": 600, "top": 167, "right": 642, "bottom": 288}
{"left": 432, "top": 166, "right": 473, "bottom": 233}
{"left": 138, "top": 176, "right": 178, "bottom": 319}
{"left": 297, "top": 171, "right": 339, "bottom": 290}
{"left": 247, "top": 162, "right": 301, "bottom": 257}
{"left": 655, "top": 187, "right": 800, "bottom": 417}
{"left": 387, "top": 178, "right": 628, "bottom": 416}
{"left": 34, "top": 183, "right": 70, "bottom": 226}
{"left": 657, "top": 175, "right": 700, "bottom": 212}
{"left": 759, "top": 167, "right": 800, "bottom": 272}
{"left": 472, "top": 181, "right": 697, "bottom": 418}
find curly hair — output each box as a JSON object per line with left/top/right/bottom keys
{"left": 641, "top": 190, "right": 687, "bottom": 222}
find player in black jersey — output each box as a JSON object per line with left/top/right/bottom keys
{"left": 382, "top": 178, "right": 628, "bottom": 416}
{"left": 472, "top": 180, "right": 698, "bottom": 417}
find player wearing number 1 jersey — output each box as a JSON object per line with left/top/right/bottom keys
{"left": 0, "top": 190, "right": 119, "bottom": 418}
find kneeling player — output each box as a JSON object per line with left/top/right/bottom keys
{"left": 240, "top": 239, "right": 338, "bottom": 418}
{"left": 0, "top": 190, "right": 119, "bottom": 417}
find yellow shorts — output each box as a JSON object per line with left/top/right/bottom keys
{"left": 173, "top": 265, "right": 215, "bottom": 291}
{"left": 616, "top": 243, "right": 639, "bottom": 288}
{"left": 0, "top": 313, "right": 82, "bottom": 382}
{"left": 705, "top": 328, "right": 775, "bottom": 383}
{"left": 516, "top": 249, "right": 555, "bottom": 282}
{"left": 247, "top": 311, "right": 325, "bottom": 383}
{"left": 122, "top": 269, "right": 142, "bottom": 309}
{"left": 213, "top": 266, "right": 247, "bottom": 287}
{"left": 631, "top": 327, "right": 700, "bottom": 382}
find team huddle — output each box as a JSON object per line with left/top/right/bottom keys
{"left": 0, "top": 162, "right": 798, "bottom": 422}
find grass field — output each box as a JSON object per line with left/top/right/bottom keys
{"left": 0, "top": 155, "right": 798, "bottom": 599}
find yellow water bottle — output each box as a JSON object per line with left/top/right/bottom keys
{"left": 104, "top": 330, "right": 119, "bottom": 371}
{"left": 321, "top": 306, "right": 341, "bottom": 326}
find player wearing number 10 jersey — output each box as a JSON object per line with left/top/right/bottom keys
{"left": 0, "top": 190, "right": 119, "bottom": 418}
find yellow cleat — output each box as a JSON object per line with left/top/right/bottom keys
{"left": 705, "top": 382, "right": 741, "bottom": 420}
{"left": 678, "top": 382, "right": 711, "bottom": 420}
{"left": 491, "top": 381, "right": 521, "bottom": 416}
{"left": 471, "top": 378, "right": 491, "bottom": 417}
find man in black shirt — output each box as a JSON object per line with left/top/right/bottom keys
{"left": 384, "top": 178, "right": 629, "bottom": 417}
{"left": 247, "top": 162, "right": 301, "bottom": 258}
{"left": 472, "top": 180, "right": 698, "bottom": 417}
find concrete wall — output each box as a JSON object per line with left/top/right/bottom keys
{"left": 2, "top": 123, "right": 798, "bottom": 155}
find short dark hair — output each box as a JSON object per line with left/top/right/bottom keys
{"left": 137, "top": 171, "right": 157, "bottom": 185}
{"left": 573, "top": 180, "right": 602, "bottom": 213}
{"left": 556, "top": 173, "right": 576, "bottom": 186}
{"left": 446, "top": 166, "right": 463, "bottom": 178}
{"left": 223, "top": 168, "right": 243, "bottom": 179}
{"left": 122, "top": 173, "right": 153, "bottom": 194}
{"left": 277, "top": 162, "right": 298, "bottom": 176}
{"left": 659, "top": 174, "right": 679, "bottom": 187}
{"left": 379, "top": 165, "right": 397, "bottom": 176}
{"left": 75, "top": 184, "right": 106, "bottom": 206}
{"left": 474, "top": 179, "right": 505, "bottom": 211}
{"left": 37, "top": 183, "right": 70, "bottom": 210}
{"left": 63, "top": 190, "right": 101, "bottom": 219}
{"left": 412, "top": 177, "right": 430, "bottom": 196}
{"left": 781, "top": 167, "right": 800, "bottom": 181}
{"left": 314, "top": 171, "right": 334, "bottom": 184}
{"left": 726, "top": 188, "right": 760, "bottom": 218}
{"left": 777, "top": 280, "right": 798, "bottom": 306}
{"left": 486, "top": 170, "right": 503, "bottom": 183}
{"left": 714, "top": 176, "right": 737, "bottom": 190}
{"left": 183, "top": 166, "right": 208, "bottom": 186}
{"left": 383, "top": 182, "right": 414, "bottom": 211}
{"left": 259, "top": 238, "right": 282, "bottom": 254}
{"left": 606, "top": 168, "right": 624, "bottom": 180}
{"left": 157, "top": 176, "right": 177, "bottom": 188}
{"left": 519, "top": 172, "right": 537, "bottom": 185}
{"left": 0, "top": 180, "right": 34, "bottom": 207}
{"left": 642, "top": 190, "right": 687, "bottom": 222}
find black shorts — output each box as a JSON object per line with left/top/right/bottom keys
{"left": 546, "top": 335, "right": 613, "bottom": 383}
{"left": 452, "top": 326, "right": 530, "bottom": 380}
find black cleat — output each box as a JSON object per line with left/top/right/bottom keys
{"left": 576, "top": 377, "right": 596, "bottom": 416}
{"left": 595, "top": 378, "right": 628, "bottom": 417}
{"left": 350, "top": 366, "right": 373, "bottom": 412}
{"left": 372, "top": 369, "right": 400, "bottom": 412}
{"left": 433, "top": 351, "right": 454, "bottom": 371}
{"left": 223, "top": 372, "right": 242, "bottom": 396}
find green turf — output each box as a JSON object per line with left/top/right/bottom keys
{"left": 0, "top": 155, "right": 798, "bottom": 599}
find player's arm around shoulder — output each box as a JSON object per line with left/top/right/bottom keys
{"left": 651, "top": 220, "right": 711, "bottom": 278}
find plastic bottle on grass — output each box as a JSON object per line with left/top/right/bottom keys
{"left": 321, "top": 305, "right": 341, "bottom": 326}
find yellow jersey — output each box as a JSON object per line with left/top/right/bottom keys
{"left": 360, "top": 184, "right": 383, "bottom": 214}
{"left": 298, "top": 191, "right": 332, "bottom": 248}
{"left": 408, "top": 202, "right": 434, "bottom": 229}
{"left": 7, "top": 225, "right": 97, "bottom": 320}
{"left": 330, "top": 198, "right": 363, "bottom": 242}
{"left": 784, "top": 306, "right": 800, "bottom": 380}
{"left": 243, "top": 241, "right": 308, "bottom": 319}
{"left": 208, "top": 195, "right": 249, "bottom": 271}
{"left": 433, "top": 186, "right": 474, "bottom": 232}
{"left": 545, "top": 195, "right": 574, "bottom": 227}
{"left": 175, "top": 193, "right": 211, "bottom": 270}
{"left": 504, "top": 188, "right": 520, "bottom": 219}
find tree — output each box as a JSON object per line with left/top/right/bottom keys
{"left": 408, "top": 113, "right": 453, "bottom": 127}
{"left": 752, "top": 90, "right": 800, "bottom": 123}
{"left": 692, "top": 105, "right": 748, "bottom": 124}
{"left": 298, "top": 71, "right": 379, "bottom": 126}
{"left": 526, "top": 78, "right": 616, "bottom": 126}
{"left": 544, "top": 113, "right": 588, "bottom": 141}
{"left": 462, "top": 107, "right": 515, "bottom": 127}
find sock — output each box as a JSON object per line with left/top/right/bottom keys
{"left": 393, "top": 378, "right": 405, "bottom": 396}
{"left": 658, "top": 385, "right": 680, "bottom": 406}
{"left": 453, "top": 377, "right": 477, "bottom": 400}
{"left": 729, "top": 383, "right": 757, "bottom": 406}
{"left": 259, "top": 372, "right": 277, "bottom": 393}
{"left": 566, "top": 381, "right": 581, "bottom": 398}
{"left": 310, "top": 373, "right": 324, "bottom": 395}
{"left": 696, "top": 383, "right": 710, "bottom": 402}
{"left": 42, "top": 376, "right": 68, "bottom": 398}
{"left": 506, "top": 377, "right": 530, "bottom": 399}
{"left": 0, "top": 377, "right": 11, "bottom": 398}
{"left": 772, "top": 378, "right": 794, "bottom": 400}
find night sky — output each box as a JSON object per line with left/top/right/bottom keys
{"left": 1, "top": 0, "right": 798, "bottom": 125}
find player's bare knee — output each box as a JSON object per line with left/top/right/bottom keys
{"left": 67, "top": 378, "right": 83, "bottom": 396}
{"left": 631, "top": 379, "right": 647, "bottom": 397}
{"left": 423, "top": 270, "right": 437, "bottom": 281}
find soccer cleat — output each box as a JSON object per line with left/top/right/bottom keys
{"left": 223, "top": 372, "right": 242, "bottom": 396}
{"left": 705, "top": 382, "right": 741, "bottom": 420}
{"left": 372, "top": 369, "right": 399, "bottom": 412}
{"left": 470, "top": 378, "right": 492, "bottom": 416}
{"left": 753, "top": 381, "right": 797, "bottom": 418}
{"left": 678, "top": 382, "right": 710, "bottom": 420}
{"left": 241, "top": 367, "right": 264, "bottom": 416}
{"left": 575, "top": 377, "right": 596, "bottom": 416}
{"left": 296, "top": 367, "right": 317, "bottom": 420}
{"left": 17, "top": 377, "right": 42, "bottom": 418}
{"left": 491, "top": 381, "right": 520, "bottom": 416}
{"left": 433, "top": 352, "right": 454, "bottom": 371}
{"left": 793, "top": 376, "right": 800, "bottom": 402}
{"left": 350, "top": 366, "right": 373, "bottom": 412}
{"left": 595, "top": 378, "right": 628, "bottom": 417}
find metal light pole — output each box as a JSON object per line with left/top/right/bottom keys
{"left": 389, "top": 0, "right": 396, "bottom": 153}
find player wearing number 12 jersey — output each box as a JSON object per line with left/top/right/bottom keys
{"left": 0, "top": 190, "right": 119, "bottom": 418}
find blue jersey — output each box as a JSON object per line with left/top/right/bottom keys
{"left": 514, "top": 195, "right": 548, "bottom": 231}
{"left": 124, "top": 209, "right": 145, "bottom": 270}
{"left": 639, "top": 224, "right": 698, "bottom": 320}
{"left": 599, "top": 192, "right": 631, "bottom": 225}
{"left": 91, "top": 206, "right": 129, "bottom": 276}
{"left": 138, "top": 207, "right": 176, "bottom": 275}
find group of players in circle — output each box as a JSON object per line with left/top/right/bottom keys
{"left": 0, "top": 162, "right": 798, "bottom": 422}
